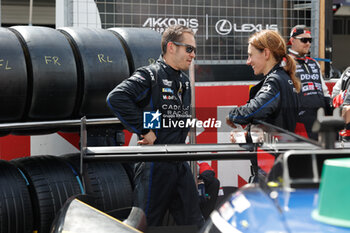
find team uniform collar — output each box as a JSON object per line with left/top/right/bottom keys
{"left": 157, "top": 56, "right": 182, "bottom": 76}
{"left": 288, "top": 48, "right": 310, "bottom": 62}
{"left": 288, "top": 48, "right": 308, "bottom": 61}
{"left": 266, "top": 63, "right": 283, "bottom": 77}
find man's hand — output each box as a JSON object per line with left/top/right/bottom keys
{"left": 138, "top": 130, "right": 157, "bottom": 145}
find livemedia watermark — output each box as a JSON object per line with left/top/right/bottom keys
{"left": 143, "top": 109, "right": 222, "bottom": 130}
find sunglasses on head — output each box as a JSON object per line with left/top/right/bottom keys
{"left": 295, "top": 37, "right": 312, "bottom": 44}
{"left": 171, "top": 41, "right": 196, "bottom": 54}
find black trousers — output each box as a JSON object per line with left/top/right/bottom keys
{"left": 133, "top": 161, "right": 204, "bottom": 227}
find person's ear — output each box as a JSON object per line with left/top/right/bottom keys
{"left": 290, "top": 37, "right": 294, "bottom": 45}
{"left": 167, "top": 42, "right": 176, "bottom": 54}
{"left": 264, "top": 48, "right": 271, "bottom": 60}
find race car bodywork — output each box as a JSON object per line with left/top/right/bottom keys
{"left": 201, "top": 149, "right": 350, "bottom": 233}
{"left": 204, "top": 187, "right": 350, "bottom": 232}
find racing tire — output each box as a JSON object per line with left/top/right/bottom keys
{"left": 0, "top": 160, "right": 33, "bottom": 233}
{"left": 108, "top": 27, "right": 161, "bottom": 74}
{"left": 84, "top": 159, "right": 133, "bottom": 213}
{"left": 9, "top": 26, "right": 78, "bottom": 121}
{"left": 9, "top": 26, "right": 78, "bottom": 135}
{"left": 11, "top": 155, "right": 83, "bottom": 233}
{"left": 63, "top": 153, "right": 133, "bottom": 213}
{"left": 0, "top": 27, "right": 27, "bottom": 136}
{"left": 58, "top": 27, "right": 129, "bottom": 118}
{"left": 0, "top": 27, "right": 27, "bottom": 123}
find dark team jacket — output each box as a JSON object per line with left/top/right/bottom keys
{"left": 106, "top": 57, "right": 191, "bottom": 144}
{"left": 288, "top": 49, "right": 326, "bottom": 116}
{"left": 228, "top": 64, "right": 299, "bottom": 132}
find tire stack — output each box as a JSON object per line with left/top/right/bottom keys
{"left": 0, "top": 154, "right": 133, "bottom": 233}
{"left": 0, "top": 25, "right": 161, "bottom": 232}
{"left": 10, "top": 156, "right": 84, "bottom": 233}
{"left": 0, "top": 25, "right": 161, "bottom": 134}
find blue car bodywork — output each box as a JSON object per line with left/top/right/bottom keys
{"left": 209, "top": 187, "right": 349, "bottom": 232}
{"left": 201, "top": 149, "right": 350, "bottom": 233}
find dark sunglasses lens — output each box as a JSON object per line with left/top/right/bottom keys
{"left": 301, "top": 38, "right": 312, "bottom": 43}
{"left": 186, "top": 46, "right": 195, "bottom": 53}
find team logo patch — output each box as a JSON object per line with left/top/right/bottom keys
{"left": 315, "top": 82, "right": 322, "bottom": 91}
{"left": 302, "top": 82, "right": 315, "bottom": 92}
{"left": 145, "top": 67, "right": 155, "bottom": 81}
{"left": 260, "top": 84, "right": 271, "bottom": 93}
{"left": 163, "top": 95, "right": 176, "bottom": 100}
{"left": 307, "top": 82, "right": 315, "bottom": 90}
{"left": 162, "top": 79, "right": 173, "bottom": 87}
{"left": 162, "top": 88, "right": 174, "bottom": 94}
{"left": 133, "top": 74, "right": 146, "bottom": 80}
{"left": 143, "top": 110, "right": 161, "bottom": 129}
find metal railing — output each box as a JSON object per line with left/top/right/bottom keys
{"left": 0, "top": 117, "right": 121, "bottom": 130}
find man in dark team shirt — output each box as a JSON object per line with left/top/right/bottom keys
{"left": 107, "top": 25, "right": 204, "bottom": 227}
{"left": 288, "top": 25, "right": 332, "bottom": 140}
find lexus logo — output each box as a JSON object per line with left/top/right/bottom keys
{"left": 215, "top": 19, "right": 232, "bottom": 35}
